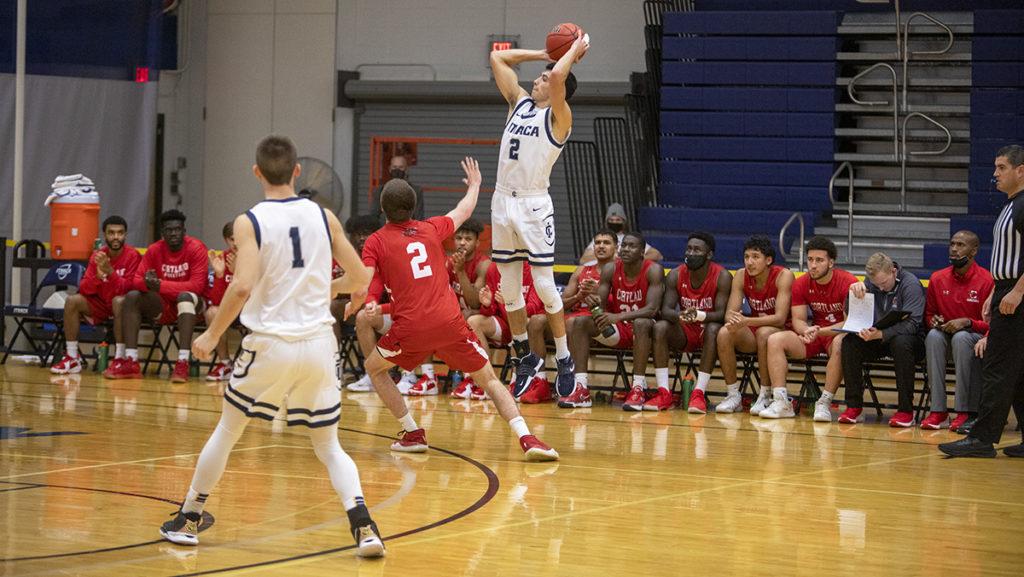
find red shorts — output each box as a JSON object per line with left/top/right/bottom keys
{"left": 378, "top": 320, "right": 489, "bottom": 373}
{"left": 83, "top": 294, "right": 113, "bottom": 324}
{"left": 155, "top": 295, "right": 179, "bottom": 325}
{"left": 605, "top": 321, "right": 635, "bottom": 350}
{"left": 565, "top": 308, "right": 591, "bottom": 320}
{"left": 682, "top": 322, "right": 705, "bottom": 353}
{"left": 804, "top": 334, "right": 836, "bottom": 358}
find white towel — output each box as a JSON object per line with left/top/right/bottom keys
{"left": 51, "top": 175, "right": 94, "bottom": 190}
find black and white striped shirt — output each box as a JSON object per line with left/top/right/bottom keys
{"left": 991, "top": 191, "right": 1024, "bottom": 281}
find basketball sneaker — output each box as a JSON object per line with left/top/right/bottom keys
{"left": 519, "top": 435, "right": 559, "bottom": 461}
{"left": 643, "top": 387, "right": 674, "bottom": 411}
{"left": 391, "top": 429, "right": 428, "bottom": 453}
{"left": 554, "top": 355, "right": 576, "bottom": 398}
{"left": 159, "top": 509, "right": 201, "bottom": 546}
{"left": 1004, "top": 442, "right": 1024, "bottom": 458}
{"left": 750, "top": 389, "right": 770, "bottom": 416}
{"left": 813, "top": 399, "right": 833, "bottom": 422}
{"left": 838, "top": 407, "right": 863, "bottom": 424}
{"left": 346, "top": 374, "right": 373, "bottom": 392}
{"left": 470, "top": 383, "right": 489, "bottom": 401}
{"left": 687, "top": 389, "right": 707, "bottom": 414}
{"left": 512, "top": 353, "right": 544, "bottom": 399}
{"left": 622, "top": 385, "right": 646, "bottom": 411}
{"left": 760, "top": 397, "right": 796, "bottom": 419}
{"left": 407, "top": 376, "right": 438, "bottom": 396}
{"left": 889, "top": 411, "right": 915, "bottom": 428}
{"left": 450, "top": 377, "right": 473, "bottom": 399}
{"left": 352, "top": 521, "right": 386, "bottom": 558}
{"left": 920, "top": 411, "right": 948, "bottom": 430}
{"left": 50, "top": 353, "right": 83, "bottom": 375}
{"left": 949, "top": 412, "right": 971, "bottom": 432}
{"left": 520, "top": 376, "right": 553, "bottom": 404}
{"left": 557, "top": 384, "right": 592, "bottom": 408}
{"left": 104, "top": 357, "right": 142, "bottom": 379}
{"left": 205, "top": 362, "right": 231, "bottom": 382}
{"left": 714, "top": 391, "right": 743, "bottom": 413}
{"left": 171, "top": 360, "right": 190, "bottom": 383}
{"left": 396, "top": 371, "right": 418, "bottom": 395}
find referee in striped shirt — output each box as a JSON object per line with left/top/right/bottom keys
{"left": 941, "top": 145, "right": 1024, "bottom": 458}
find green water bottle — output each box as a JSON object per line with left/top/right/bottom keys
{"left": 190, "top": 358, "right": 200, "bottom": 378}
{"left": 681, "top": 371, "right": 695, "bottom": 409}
{"left": 97, "top": 342, "right": 110, "bottom": 372}
{"left": 589, "top": 304, "right": 616, "bottom": 338}
{"left": 93, "top": 237, "right": 103, "bottom": 251}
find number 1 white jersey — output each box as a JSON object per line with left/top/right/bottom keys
{"left": 495, "top": 95, "right": 570, "bottom": 194}
{"left": 240, "top": 197, "right": 335, "bottom": 340}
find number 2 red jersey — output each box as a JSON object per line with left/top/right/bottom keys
{"left": 607, "top": 259, "right": 655, "bottom": 314}
{"left": 362, "top": 216, "right": 463, "bottom": 331}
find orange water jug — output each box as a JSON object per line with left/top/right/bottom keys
{"left": 47, "top": 184, "right": 100, "bottom": 260}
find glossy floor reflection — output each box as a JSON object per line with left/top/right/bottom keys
{"left": 2, "top": 364, "right": 1023, "bottom": 576}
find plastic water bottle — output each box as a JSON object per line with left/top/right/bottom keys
{"left": 450, "top": 371, "right": 463, "bottom": 391}
{"left": 189, "top": 358, "right": 200, "bottom": 378}
{"left": 97, "top": 341, "right": 110, "bottom": 372}
{"left": 93, "top": 237, "right": 103, "bottom": 251}
{"left": 681, "top": 371, "right": 695, "bottom": 409}
{"left": 589, "top": 304, "right": 616, "bottom": 338}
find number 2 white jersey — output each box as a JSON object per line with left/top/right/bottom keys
{"left": 495, "top": 95, "right": 570, "bottom": 194}
{"left": 240, "top": 197, "right": 335, "bottom": 340}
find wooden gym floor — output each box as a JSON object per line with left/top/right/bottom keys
{"left": 2, "top": 363, "right": 1023, "bottom": 577}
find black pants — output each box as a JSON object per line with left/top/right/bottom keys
{"left": 842, "top": 333, "right": 925, "bottom": 412}
{"left": 970, "top": 281, "right": 1024, "bottom": 444}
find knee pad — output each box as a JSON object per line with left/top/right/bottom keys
{"left": 531, "top": 266, "right": 563, "bottom": 314}
{"left": 177, "top": 292, "right": 199, "bottom": 315}
{"left": 496, "top": 261, "right": 526, "bottom": 312}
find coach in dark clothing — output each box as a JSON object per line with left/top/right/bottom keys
{"left": 369, "top": 155, "right": 425, "bottom": 223}
{"left": 941, "top": 145, "right": 1024, "bottom": 458}
{"left": 842, "top": 253, "right": 926, "bottom": 426}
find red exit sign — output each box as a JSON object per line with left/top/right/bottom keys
{"left": 491, "top": 41, "right": 514, "bottom": 52}
{"left": 487, "top": 35, "right": 519, "bottom": 56}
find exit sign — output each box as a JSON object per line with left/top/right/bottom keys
{"left": 487, "top": 34, "right": 520, "bottom": 57}
{"left": 491, "top": 41, "right": 514, "bottom": 52}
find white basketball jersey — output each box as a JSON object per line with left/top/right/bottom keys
{"left": 495, "top": 96, "right": 569, "bottom": 193}
{"left": 240, "top": 197, "right": 334, "bottom": 340}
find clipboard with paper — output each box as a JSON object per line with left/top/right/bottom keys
{"left": 837, "top": 293, "right": 912, "bottom": 333}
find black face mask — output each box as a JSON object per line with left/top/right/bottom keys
{"left": 608, "top": 222, "right": 625, "bottom": 233}
{"left": 950, "top": 255, "right": 970, "bottom": 269}
{"left": 389, "top": 169, "right": 406, "bottom": 180}
{"left": 685, "top": 254, "right": 706, "bottom": 270}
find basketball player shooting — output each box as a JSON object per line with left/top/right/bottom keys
{"left": 489, "top": 25, "right": 589, "bottom": 404}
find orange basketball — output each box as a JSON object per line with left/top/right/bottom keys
{"left": 546, "top": 23, "right": 580, "bottom": 60}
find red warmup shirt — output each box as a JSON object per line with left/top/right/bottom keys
{"left": 133, "top": 236, "right": 210, "bottom": 299}
{"left": 925, "top": 261, "right": 994, "bottom": 334}
{"left": 744, "top": 264, "right": 789, "bottom": 322}
{"left": 791, "top": 268, "right": 858, "bottom": 327}
{"left": 479, "top": 261, "right": 543, "bottom": 320}
{"left": 607, "top": 259, "right": 655, "bottom": 313}
{"left": 362, "top": 217, "right": 464, "bottom": 331}
{"left": 448, "top": 250, "right": 489, "bottom": 308}
{"left": 78, "top": 245, "right": 143, "bottom": 304}
{"left": 677, "top": 262, "right": 726, "bottom": 312}
{"left": 569, "top": 263, "right": 602, "bottom": 314}
{"left": 207, "top": 248, "right": 235, "bottom": 306}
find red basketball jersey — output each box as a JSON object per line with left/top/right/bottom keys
{"left": 568, "top": 263, "right": 602, "bottom": 313}
{"left": 362, "top": 217, "right": 462, "bottom": 330}
{"left": 448, "top": 250, "right": 489, "bottom": 308}
{"left": 744, "top": 264, "right": 786, "bottom": 318}
{"left": 791, "top": 268, "right": 857, "bottom": 327}
{"left": 607, "top": 259, "right": 655, "bottom": 314}
{"left": 676, "top": 262, "right": 726, "bottom": 312}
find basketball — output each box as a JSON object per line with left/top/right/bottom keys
{"left": 546, "top": 22, "right": 580, "bottom": 60}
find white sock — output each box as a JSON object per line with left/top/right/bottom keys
{"left": 537, "top": 371, "right": 547, "bottom": 382}
{"left": 115, "top": 343, "right": 126, "bottom": 358}
{"left": 399, "top": 412, "right": 418, "bottom": 433}
{"left": 421, "top": 364, "right": 435, "bottom": 379}
{"left": 181, "top": 487, "right": 209, "bottom": 515}
{"left": 178, "top": 349, "right": 190, "bottom": 361}
{"left": 632, "top": 374, "right": 645, "bottom": 388}
{"left": 311, "top": 425, "right": 365, "bottom": 511}
{"left": 655, "top": 368, "right": 669, "bottom": 391}
{"left": 726, "top": 382, "right": 740, "bottom": 396}
{"left": 576, "top": 373, "right": 589, "bottom": 388}
{"left": 126, "top": 348, "right": 138, "bottom": 361}
{"left": 773, "top": 386, "right": 788, "bottom": 401}
{"left": 508, "top": 416, "right": 530, "bottom": 438}
{"left": 554, "top": 335, "right": 570, "bottom": 359}
{"left": 66, "top": 341, "right": 79, "bottom": 357}
{"left": 696, "top": 371, "right": 711, "bottom": 392}
{"left": 819, "top": 390, "right": 834, "bottom": 403}
{"left": 402, "top": 370, "right": 416, "bottom": 381}
{"left": 513, "top": 332, "right": 528, "bottom": 343}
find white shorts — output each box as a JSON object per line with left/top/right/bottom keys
{"left": 491, "top": 190, "right": 556, "bottom": 266}
{"left": 224, "top": 328, "right": 341, "bottom": 428}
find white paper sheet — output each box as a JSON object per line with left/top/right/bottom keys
{"left": 838, "top": 293, "right": 874, "bottom": 333}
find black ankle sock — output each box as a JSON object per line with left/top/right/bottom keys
{"left": 346, "top": 504, "right": 372, "bottom": 530}
{"left": 512, "top": 339, "right": 530, "bottom": 359}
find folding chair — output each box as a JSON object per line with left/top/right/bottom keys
{"left": 2, "top": 261, "right": 86, "bottom": 366}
